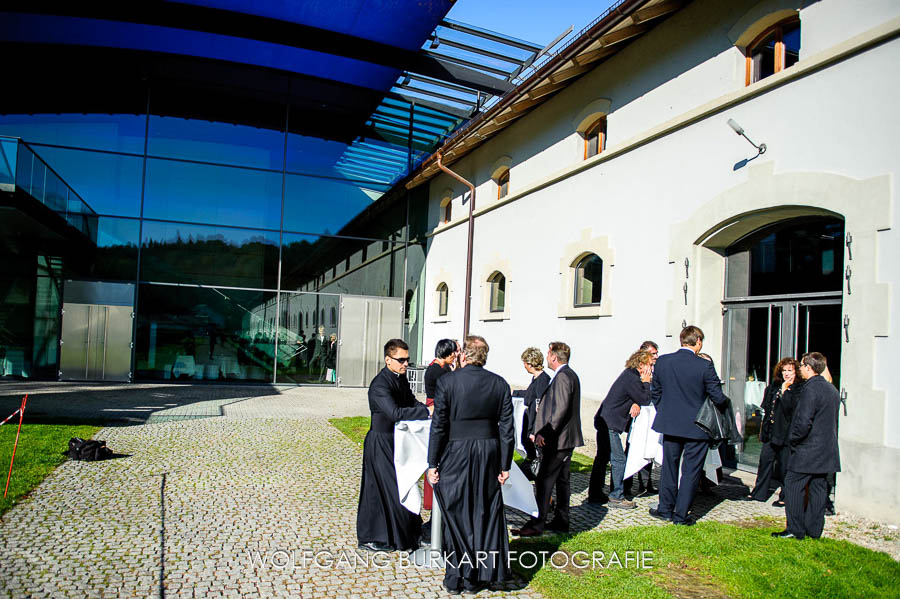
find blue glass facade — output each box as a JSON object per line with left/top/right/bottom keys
{"left": 0, "top": 89, "right": 429, "bottom": 383}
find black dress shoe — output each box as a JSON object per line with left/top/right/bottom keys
{"left": 358, "top": 542, "right": 394, "bottom": 552}
{"left": 649, "top": 508, "right": 671, "bottom": 522}
{"left": 771, "top": 530, "right": 802, "bottom": 539}
{"left": 772, "top": 499, "right": 786, "bottom": 507}
{"left": 672, "top": 517, "right": 696, "bottom": 526}
{"left": 587, "top": 494, "right": 609, "bottom": 505}
{"left": 546, "top": 519, "right": 569, "bottom": 533}
{"left": 512, "top": 525, "right": 543, "bottom": 537}
{"left": 443, "top": 584, "right": 462, "bottom": 595}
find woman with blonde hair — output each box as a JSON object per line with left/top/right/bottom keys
{"left": 511, "top": 347, "right": 551, "bottom": 479}
{"left": 588, "top": 349, "right": 653, "bottom": 508}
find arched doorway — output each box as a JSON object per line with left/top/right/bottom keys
{"left": 720, "top": 215, "right": 844, "bottom": 468}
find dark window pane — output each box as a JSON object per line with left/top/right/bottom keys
{"left": 489, "top": 273, "right": 505, "bottom": 312}
{"left": 28, "top": 145, "right": 143, "bottom": 216}
{"left": 751, "top": 32, "right": 777, "bottom": 82}
{"left": 575, "top": 254, "right": 603, "bottom": 305}
{"left": 283, "top": 173, "right": 388, "bottom": 236}
{"left": 65, "top": 216, "right": 140, "bottom": 281}
{"left": 148, "top": 116, "right": 285, "bottom": 170}
{"left": 144, "top": 158, "right": 282, "bottom": 229}
{"left": 783, "top": 22, "right": 801, "bottom": 69}
{"left": 726, "top": 217, "right": 844, "bottom": 296}
{"left": 281, "top": 232, "right": 402, "bottom": 297}
{"left": 0, "top": 113, "right": 146, "bottom": 154}
{"left": 135, "top": 284, "right": 276, "bottom": 382}
{"left": 286, "top": 133, "right": 355, "bottom": 179}
{"left": 275, "top": 291, "right": 340, "bottom": 384}
{"left": 140, "top": 221, "right": 279, "bottom": 289}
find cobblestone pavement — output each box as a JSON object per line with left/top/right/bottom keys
{"left": 0, "top": 383, "right": 895, "bottom": 599}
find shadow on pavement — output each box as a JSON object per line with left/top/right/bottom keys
{"left": 0, "top": 381, "right": 282, "bottom": 426}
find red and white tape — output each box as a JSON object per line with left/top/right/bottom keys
{"left": 0, "top": 408, "right": 20, "bottom": 427}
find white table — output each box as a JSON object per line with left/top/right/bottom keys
{"left": 394, "top": 419, "right": 538, "bottom": 518}
{"left": 624, "top": 404, "right": 721, "bottom": 484}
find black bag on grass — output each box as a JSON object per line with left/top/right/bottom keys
{"left": 66, "top": 438, "right": 112, "bottom": 461}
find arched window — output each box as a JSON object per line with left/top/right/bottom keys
{"left": 404, "top": 289, "right": 414, "bottom": 319}
{"left": 584, "top": 117, "right": 607, "bottom": 159}
{"left": 574, "top": 254, "right": 603, "bottom": 306}
{"left": 320, "top": 309, "right": 325, "bottom": 325}
{"left": 440, "top": 196, "right": 452, "bottom": 223}
{"left": 488, "top": 271, "right": 506, "bottom": 312}
{"left": 497, "top": 169, "right": 510, "bottom": 199}
{"left": 329, "top": 307, "right": 336, "bottom": 326}
{"left": 305, "top": 311, "right": 309, "bottom": 327}
{"left": 745, "top": 19, "right": 800, "bottom": 85}
{"left": 436, "top": 283, "right": 449, "bottom": 317}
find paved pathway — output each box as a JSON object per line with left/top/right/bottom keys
{"left": 0, "top": 383, "right": 804, "bottom": 598}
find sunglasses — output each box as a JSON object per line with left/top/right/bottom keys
{"left": 388, "top": 356, "right": 410, "bottom": 364}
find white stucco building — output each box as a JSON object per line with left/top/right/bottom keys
{"left": 407, "top": 0, "right": 900, "bottom": 522}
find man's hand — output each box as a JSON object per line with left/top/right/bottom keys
{"left": 498, "top": 471, "right": 509, "bottom": 485}
{"left": 427, "top": 404, "right": 435, "bottom": 416}
{"left": 427, "top": 468, "right": 439, "bottom": 485}
{"left": 528, "top": 434, "right": 535, "bottom": 442}
{"left": 534, "top": 434, "right": 545, "bottom": 448}
{"left": 629, "top": 403, "right": 641, "bottom": 418}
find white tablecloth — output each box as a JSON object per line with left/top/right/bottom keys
{"left": 512, "top": 396, "right": 526, "bottom": 454}
{"left": 624, "top": 404, "right": 720, "bottom": 484}
{"left": 394, "top": 420, "right": 538, "bottom": 518}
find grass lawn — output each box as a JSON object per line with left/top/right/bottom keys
{"left": 0, "top": 422, "right": 101, "bottom": 516}
{"left": 329, "top": 416, "right": 371, "bottom": 446}
{"left": 511, "top": 519, "right": 900, "bottom": 599}
{"left": 331, "top": 415, "right": 595, "bottom": 473}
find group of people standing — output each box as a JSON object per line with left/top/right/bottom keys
{"left": 355, "top": 326, "right": 841, "bottom": 594}
{"left": 356, "top": 336, "right": 584, "bottom": 594}
{"left": 746, "top": 352, "right": 841, "bottom": 540}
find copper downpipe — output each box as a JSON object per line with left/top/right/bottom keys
{"left": 435, "top": 152, "right": 475, "bottom": 338}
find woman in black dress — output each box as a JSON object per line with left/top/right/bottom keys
{"left": 748, "top": 357, "right": 801, "bottom": 504}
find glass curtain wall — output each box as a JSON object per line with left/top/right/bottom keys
{"left": 0, "top": 84, "right": 424, "bottom": 383}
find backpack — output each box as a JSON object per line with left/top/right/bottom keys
{"left": 66, "top": 438, "right": 113, "bottom": 461}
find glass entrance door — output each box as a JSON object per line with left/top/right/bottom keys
{"left": 722, "top": 298, "right": 841, "bottom": 468}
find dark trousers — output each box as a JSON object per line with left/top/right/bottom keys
{"left": 533, "top": 447, "right": 572, "bottom": 530}
{"left": 588, "top": 427, "right": 611, "bottom": 502}
{"left": 750, "top": 442, "right": 788, "bottom": 501}
{"left": 658, "top": 435, "right": 709, "bottom": 524}
{"left": 784, "top": 470, "right": 829, "bottom": 539}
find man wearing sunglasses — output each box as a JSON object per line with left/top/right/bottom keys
{"left": 357, "top": 339, "right": 432, "bottom": 552}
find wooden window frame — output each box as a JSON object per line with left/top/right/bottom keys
{"left": 497, "top": 169, "right": 510, "bottom": 200}
{"left": 574, "top": 253, "right": 603, "bottom": 307}
{"left": 488, "top": 272, "right": 506, "bottom": 312}
{"left": 744, "top": 18, "right": 800, "bottom": 86}
{"left": 583, "top": 117, "right": 607, "bottom": 160}
{"left": 436, "top": 283, "right": 448, "bottom": 317}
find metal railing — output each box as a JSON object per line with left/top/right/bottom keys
{"left": 0, "top": 135, "right": 98, "bottom": 243}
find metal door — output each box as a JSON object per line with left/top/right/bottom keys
{"left": 60, "top": 303, "right": 133, "bottom": 381}
{"left": 337, "top": 295, "right": 403, "bottom": 387}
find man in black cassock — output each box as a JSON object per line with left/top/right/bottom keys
{"left": 357, "top": 338, "right": 431, "bottom": 552}
{"left": 427, "top": 335, "right": 514, "bottom": 595}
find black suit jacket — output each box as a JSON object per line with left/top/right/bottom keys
{"left": 597, "top": 367, "right": 651, "bottom": 433}
{"left": 651, "top": 348, "right": 727, "bottom": 440}
{"left": 513, "top": 371, "right": 551, "bottom": 437}
{"left": 427, "top": 365, "right": 515, "bottom": 470}
{"left": 368, "top": 367, "right": 429, "bottom": 426}
{"left": 788, "top": 375, "right": 841, "bottom": 474}
{"left": 534, "top": 365, "right": 584, "bottom": 450}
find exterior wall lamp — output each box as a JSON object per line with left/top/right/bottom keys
{"left": 727, "top": 118, "right": 766, "bottom": 156}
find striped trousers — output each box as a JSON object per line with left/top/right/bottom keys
{"left": 784, "top": 470, "right": 829, "bottom": 539}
